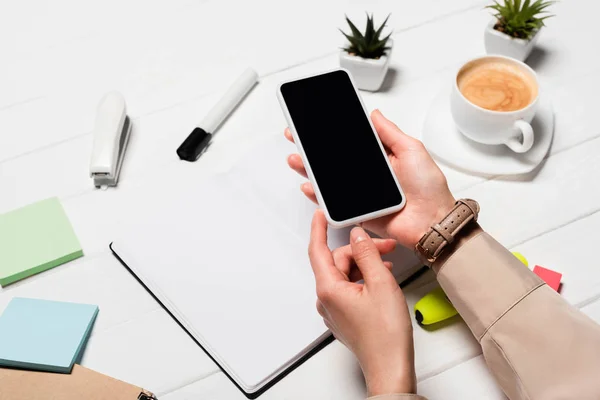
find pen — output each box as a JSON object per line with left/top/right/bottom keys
{"left": 176, "top": 68, "right": 259, "bottom": 162}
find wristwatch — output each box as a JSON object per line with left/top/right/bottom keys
{"left": 415, "top": 199, "right": 480, "bottom": 265}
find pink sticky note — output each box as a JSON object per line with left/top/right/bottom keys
{"left": 533, "top": 265, "right": 562, "bottom": 292}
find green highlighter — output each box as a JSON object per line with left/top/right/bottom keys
{"left": 0, "top": 198, "right": 83, "bottom": 286}
{"left": 414, "top": 287, "right": 457, "bottom": 325}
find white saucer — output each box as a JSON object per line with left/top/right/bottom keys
{"left": 422, "top": 88, "right": 554, "bottom": 176}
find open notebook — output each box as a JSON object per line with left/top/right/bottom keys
{"left": 111, "top": 135, "right": 421, "bottom": 398}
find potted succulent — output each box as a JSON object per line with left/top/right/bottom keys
{"left": 339, "top": 14, "right": 392, "bottom": 92}
{"left": 485, "top": 0, "right": 555, "bottom": 61}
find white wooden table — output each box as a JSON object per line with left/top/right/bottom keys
{"left": 1, "top": 1, "right": 597, "bottom": 398}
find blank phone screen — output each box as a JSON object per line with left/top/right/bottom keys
{"left": 281, "top": 70, "right": 403, "bottom": 222}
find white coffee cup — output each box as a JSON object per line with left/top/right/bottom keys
{"left": 450, "top": 55, "right": 539, "bottom": 153}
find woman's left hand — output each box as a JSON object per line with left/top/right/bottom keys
{"left": 285, "top": 109, "right": 456, "bottom": 249}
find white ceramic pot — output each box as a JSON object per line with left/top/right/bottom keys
{"left": 339, "top": 38, "right": 392, "bottom": 92}
{"left": 484, "top": 20, "right": 541, "bottom": 62}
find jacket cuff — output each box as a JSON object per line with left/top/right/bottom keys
{"left": 433, "top": 229, "right": 544, "bottom": 339}
{"left": 368, "top": 395, "right": 428, "bottom": 400}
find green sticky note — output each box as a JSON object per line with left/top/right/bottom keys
{"left": 0, "top": 198, "right": 83, "bottom": 286}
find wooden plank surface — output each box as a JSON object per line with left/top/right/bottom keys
{"left": 1, "top": 0, "right": 598, "bottom": 398}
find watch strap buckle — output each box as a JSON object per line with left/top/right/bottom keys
{"left": 415, "top": 198, "right": 479, "bottom": 266}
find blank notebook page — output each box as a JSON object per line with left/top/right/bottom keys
{"left": 112, "top": 172, "right": 328, "bottom": 392}
{"left": 112, "top": 135, "right": 420, "bottom": 393}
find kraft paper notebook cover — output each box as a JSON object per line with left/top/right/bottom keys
{"left": 111, "top": 135, "right": 420, "bottom": 398}
{"left": 0, "top": 197, "right": 83, "bottom": 287}
{"left": 0, "top": 364, "right": 156, "bottom": 400}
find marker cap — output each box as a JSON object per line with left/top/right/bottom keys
{"left": 177, "top": 128, "right": 212, "bottom": 162}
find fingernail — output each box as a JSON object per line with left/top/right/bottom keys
{"left": 351, "top": 227, "right": 366, "bottom": 243}
{"left": 301, "top": 182, "right": 310, "bottom": 190}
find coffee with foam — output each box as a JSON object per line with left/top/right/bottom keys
{"left": 457, "top": 58, "right": 538, "bottom": 112}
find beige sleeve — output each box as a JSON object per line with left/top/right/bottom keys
{"left": 432, "top": 225, "right": 600, "bottom": 399}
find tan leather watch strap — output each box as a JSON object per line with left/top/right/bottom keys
{"left": 415, "top": 199, "right": 480, "bottom": 265}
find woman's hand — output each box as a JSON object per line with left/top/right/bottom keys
{"left": 309, "top": 210, "right": 416, "bottom": 396}
{"left": 286, "top": 109, "right": 455, "bottom": 248}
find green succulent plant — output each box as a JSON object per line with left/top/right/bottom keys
{"left": 487, "top": 0, "right": 555, "bottom": 40}
{"left": 340, "top": 13, "right": 391, "bottom": 59}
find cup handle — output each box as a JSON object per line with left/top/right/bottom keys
{"left": 505, "top": 120, "right": 534, "bottom": 153}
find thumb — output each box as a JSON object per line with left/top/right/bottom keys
{"left": 350, "top": 227, "right": 390, "bottom": 285}
{"left": 371, "top": 109, "right": 417, "bottom": 154}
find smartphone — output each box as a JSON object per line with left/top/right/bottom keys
{"left": 277, "top": 69, "right": 406, "bottom": 228}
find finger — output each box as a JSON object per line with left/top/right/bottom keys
{"left": 350, "top": 227, "right": 392, "bottom": 285}
{"left": 371, "top": 109, "right": 419, "bottom": 154}
{"left": 309, "top": 210, "right": 343, "bottom": 286}
{"left": 301, "top": 182, "right": 318, "bottom": 204}
{"left": 284, "top": 128, "right": 295, "bottom": 143}
{"left": 348, "top": 260, "right": 393, "bottom": 282}
{"left": 332, "top": 239, "right": 396, "bottom": 278}
{"left": 287, "top": 154, "right": 308, "bottom": 178}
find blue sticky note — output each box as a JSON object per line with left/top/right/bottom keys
{"left": 0, "top": 297, "right": 98, "bottom": 373}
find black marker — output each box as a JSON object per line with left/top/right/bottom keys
{"left": 177, "top": 68, "right": 259, "bottom": 162}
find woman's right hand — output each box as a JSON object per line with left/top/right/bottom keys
{"left": 309, "top": 210, "right": 416, "bottom": 396}
{"left": 285, "top": 109, "right": 456, "bottom": 249}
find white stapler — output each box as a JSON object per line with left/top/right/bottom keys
{"left": 90, "top": 92, "right": 132, "bottom": 189}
